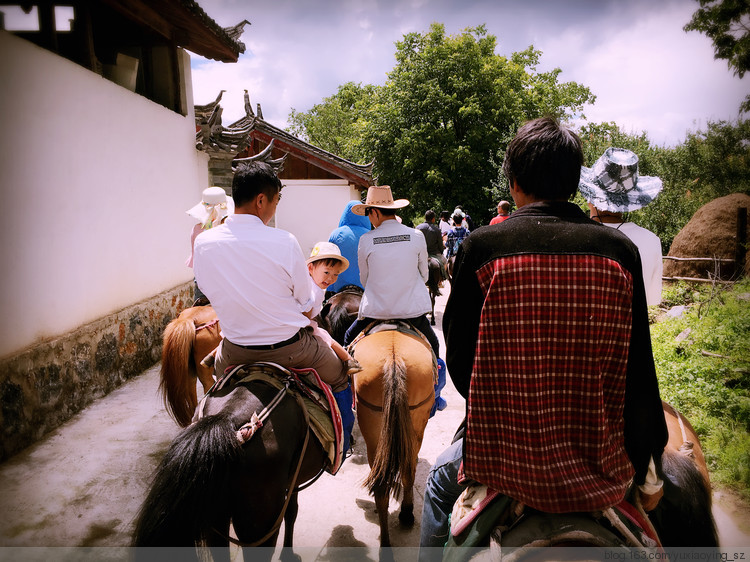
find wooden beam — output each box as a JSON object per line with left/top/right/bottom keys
{"left": 250, "top": 130, "right": 371, "bottom": 188}
{"left": 98, "top": 0, "right": 173, "bottom": 41}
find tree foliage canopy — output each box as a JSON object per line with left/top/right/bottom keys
{"left": 287, "top": 23, "right": 594, "bottom": 224}
{"left": 684, "top": 0, "right": 750, "bottom": 112}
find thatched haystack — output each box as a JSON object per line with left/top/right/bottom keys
{"left": 663, "top": 193, "right": 750, "bottom": 280}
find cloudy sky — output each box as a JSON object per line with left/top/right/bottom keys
{"left": 192, "top": 0, "right": 746, "bottom": 148}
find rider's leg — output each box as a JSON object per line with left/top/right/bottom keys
{"left": 332, "top": 384, "right": 354, "bottom": 454}
{"left": 409, "top": 314, "right": 440, "bottom": 358}
{"left": 419, "top": 438, "right": 466, "bottom": 560}
{"left": 343, "top": 316, "right": 372, "bottom": 347}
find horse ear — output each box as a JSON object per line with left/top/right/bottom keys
{"left": 320, "top": 301, "right": 332, "bottom": 320}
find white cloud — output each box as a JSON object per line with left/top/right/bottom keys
{"left": 192, "top": 0, "right": 747, "bottom": 146}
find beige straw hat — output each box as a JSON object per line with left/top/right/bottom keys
{"left": 351, "top": 185, "right": 409, "bottom": 216}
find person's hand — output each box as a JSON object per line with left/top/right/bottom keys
{"left": 639, "top": 487, "right": 664, "bottom": 511}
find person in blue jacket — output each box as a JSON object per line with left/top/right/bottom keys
{"left": 326, "top": 200, "right": 372, "bottom": 296}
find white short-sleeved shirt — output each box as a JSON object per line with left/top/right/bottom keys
{"left": 193, "top": 214, "right": 314, "bottom": 345}
{"left": 605, "top": 222, "right": 663, "bottom": 306}
{"left": 357, "top": 219, "right": 432, "bottom": 319}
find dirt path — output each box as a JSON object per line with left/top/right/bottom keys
{"left": 0, "top": 288, "right": 748, "bottom": 558}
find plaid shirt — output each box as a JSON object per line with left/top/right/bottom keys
{"left": 465, "top": 254, "right": 635, "bottom": 512}
{"left": 444, "top": 201, "right": 667, "bottom": 514}
{"left": 446, "top": 226, "right": 469, "bottom": 257}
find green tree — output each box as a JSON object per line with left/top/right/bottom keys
{"left": 287, "top": 82, "right": 377, "bottom": 163}
{"left": 288, "top": 24, "right": 595, "bottom": 224}
{"left": 684, "top": 0, "right": 750, "bottom": 112}
{"left": 364, "top": 24, "right": 594, "bottom": 224}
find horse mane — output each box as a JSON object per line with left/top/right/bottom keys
{"left": 326, "top": 305, "right": 356, "bottom": 345}
{"left": 363, "top": 354, "right": 416, "bottom": 498}
{"left": 159, "top": 315, "right": 199, "bottom": 427}
{"left": 650, "top": 449, "right": 719, "bottom": 547}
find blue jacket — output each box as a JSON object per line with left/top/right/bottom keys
{"left": 328, "top": 201, "right": 372, "bottom": 293}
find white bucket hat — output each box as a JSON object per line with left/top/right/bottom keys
{"left": 579, "top": 148, "right": 663, "bottom": 213}
{"left": 186, "top": 186, "right": 234, "bottom": 228}
{"left": 351, "top": 185, "right": 409, "bottom": 216}
{"left": 306, "top": 241, "right": 349, "bottom": 270}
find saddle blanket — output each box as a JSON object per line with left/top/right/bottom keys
{"left": 206, "top": 362, "right": 345, "bottom": 475}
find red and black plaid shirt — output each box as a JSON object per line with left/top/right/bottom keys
{"left": 464, "top": 253, "right": 636, "bottom": 513}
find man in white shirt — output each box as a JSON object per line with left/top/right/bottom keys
{"left": 193, "top": 161, "right": 354, "bottom": 450}
{"left": 343, "top": 186, "right": 440, "bottom": 359}
{"left": 579, "top": 148, "right": 664, "bottom": 306}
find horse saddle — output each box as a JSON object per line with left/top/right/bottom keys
{"left": 445, "top": 481, "right": 661, "bottom": 559}
{"left": 198, "top": 361, "right": 346, "bottom": 475}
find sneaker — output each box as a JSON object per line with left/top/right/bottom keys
{"left": 437, "top": 397, "right": 447, "bottom": 411}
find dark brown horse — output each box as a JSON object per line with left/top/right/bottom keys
{"left": 316, "top": 285, "right": 362, "bottom": 345}
{"left": 133, "top": 365, "right": 327, "bottom": 559}
{"left": 426, "top": 257, "right": 443, "bottom": 325}
{"left": 446, "top": 255, "right": 456, "bottom": 284}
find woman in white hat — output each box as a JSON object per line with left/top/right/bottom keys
{"left": 579, "top": 148, "right": 663, "bottom": 306}
{"left": 185, "top": 186, "right": 234, "bottom": 305}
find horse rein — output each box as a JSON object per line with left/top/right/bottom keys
{"left": 194, "top": 318, "right": 219, "bottom": 333}
{"left": 214, "top": 381, "right": 312, "bottom": 548}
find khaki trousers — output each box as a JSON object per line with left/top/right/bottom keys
{"left": 214, "top": 326, "right": 349, "bottom": 393}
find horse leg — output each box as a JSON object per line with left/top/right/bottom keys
{"left": 398, "top": 468, "right": 416, "bottom": 527}
{"left": 280, "top": 491, "right": 301, "bottom": 562}
{"left": 374, "top": 485, "right": 392, "bottom": 547}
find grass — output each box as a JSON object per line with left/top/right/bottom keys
{"left": 651, "top": 278, "right": 750, "bottom": 501}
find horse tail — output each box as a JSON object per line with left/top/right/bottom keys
{"left": 363, "top": 354, "right": 416, "bottom": 499}
{"left": 159, "top": 315, "right": 198, "bottom": 427}
{"left": 133, "top": 412, "right": 240, "bottom": 547}
{"left": 650, "top": 448, "right": 719, "bottom": 547}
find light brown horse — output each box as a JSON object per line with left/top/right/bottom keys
{"left": 159, "top": 305, "right": 221, "bottom": 427}
{"left": 351, "top": 328, "right": 435, "bottom": 547}
{"left": 649, "top": 401, "right": 718, "bottom": 546}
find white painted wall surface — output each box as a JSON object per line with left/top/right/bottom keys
{"left": 275, "top": 179, "right": 363, "bottom": 257}
{"left": 0, "top": 32, "right": 206, "bottom": 357}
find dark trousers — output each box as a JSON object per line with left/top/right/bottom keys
{"left": 344, "top": 314, "right": 440, "bottom": 359}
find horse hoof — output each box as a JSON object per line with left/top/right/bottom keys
{"left": 398, "top": 508, "right": 415, "bottom": 527}
{"left": 280, "top": 551, "right": 301, "bottom": 562}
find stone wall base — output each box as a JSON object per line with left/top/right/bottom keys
{"left": 0, "top": 283, "right": 193, "bottom": 462}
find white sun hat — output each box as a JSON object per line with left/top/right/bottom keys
{"left": 186, "top": 186, "right": 235, "bottom": 228}
{"left": 579, "top": 148, "right": 663, "bottom": 213}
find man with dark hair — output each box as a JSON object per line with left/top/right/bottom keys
{"left": 417, "top": 209, "right": 447, "bottom": 281}
{"left": 419, "top": 117, "right": 667, "bottom": 557}
{"left": 193, "top": 161, "right": 355, "bottom": 451}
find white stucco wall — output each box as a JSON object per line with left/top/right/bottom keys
{"left": 0, "top": 31, "right": 206, "bottom": 357}
{"left": 275, "top": 179, "right": 363, "bottom": 257}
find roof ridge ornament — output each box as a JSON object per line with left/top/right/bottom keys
{"left": 244, "top": 89, "right": 255, "bottom": 118}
